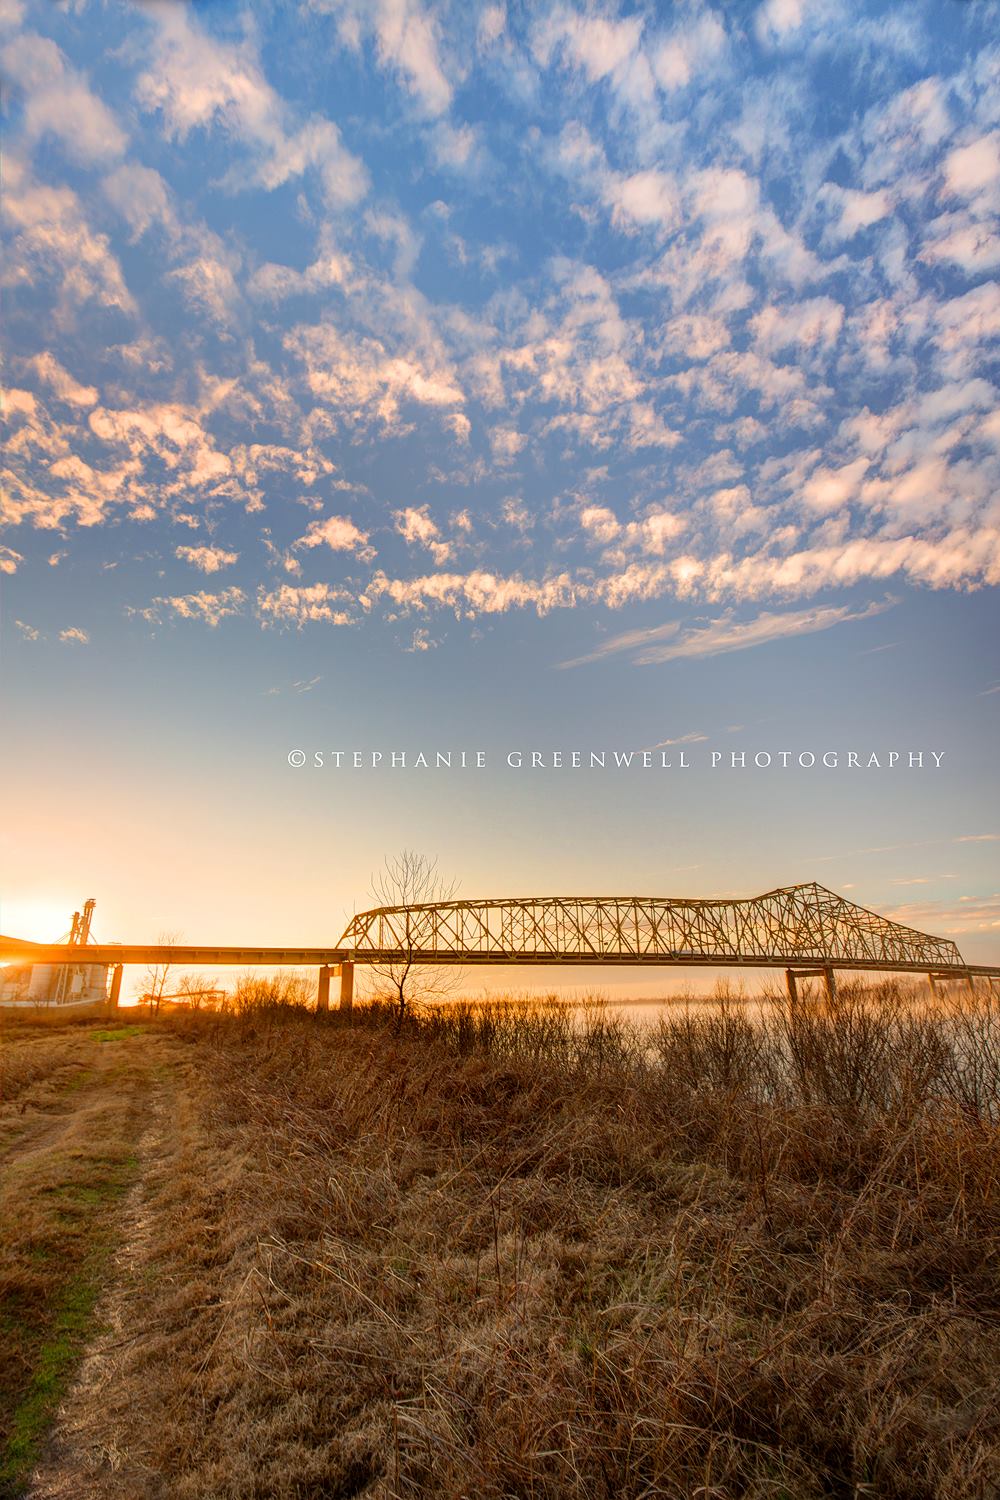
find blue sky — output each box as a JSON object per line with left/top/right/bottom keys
{"left": 1, "top": 0, "right": 998, "bottom": 980}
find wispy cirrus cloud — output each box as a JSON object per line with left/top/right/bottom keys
{"left": 885, "top": 894, "right": 1000, "bottom": 937}
{"left": 559, "top": 599, "right": 895, "bottom": 668}
{"left": 648, "top": 731, "right": 709, "bottom": 748}
{"left": 264, "top": 675, "right": 323, "bottom": 695}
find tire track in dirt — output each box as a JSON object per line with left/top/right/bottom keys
{"left": 0, "top": 1040, "right": 107, "bottom": 1169}
{"left": 27, "top": 1039, "right": 187, "bottom": 1500}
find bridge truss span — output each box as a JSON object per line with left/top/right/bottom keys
{"left": 338, "top": 882, "right": 965, "bottom": 973}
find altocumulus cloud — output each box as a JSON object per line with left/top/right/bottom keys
{"left": 0, "top": 0, "right": 997, "bottom": 648}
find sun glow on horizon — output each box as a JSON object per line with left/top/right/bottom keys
{"left": 0, "top": 899, "right": 81, "bottom": 945}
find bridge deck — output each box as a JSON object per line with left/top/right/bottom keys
{"left": 1, "top": 939, "right": 998, "bottom": 978}
{"left": 2, "top": 885, "right": 998, "bottom": 979}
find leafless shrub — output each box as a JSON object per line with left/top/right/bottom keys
{"left": 109, "top": 979, "right": 1000, "bottom": 1499}
{"left": 227, "top": 970, "right": 314, "bottom": 1016}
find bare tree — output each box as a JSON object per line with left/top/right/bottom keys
{"left": 174, "top": 973, "right": 221, "bottom": 1011}
{"left": 142, "top": 930, "right": 179, "bottom": 1014}
{"left": 364, "top": 852, "right": 461, "bottom": 1029}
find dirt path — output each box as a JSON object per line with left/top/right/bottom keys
{"left": 0, "top": 1024, "right": 200, "bottom": 1500}
{"left": 0, "top": 1034, "right": 106, "bottom": 1169}
{"left": 26, "top": 1073, "right": 175, "bottom": 1500}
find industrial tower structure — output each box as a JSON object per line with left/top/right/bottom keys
{"left": 0, "top": 898, "right": 115, "bottom": 1007}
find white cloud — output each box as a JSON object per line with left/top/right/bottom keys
{"left": 752, "top": 297, "right": 845, "bottom": 354}
{"left": 534, "top": 9, "right": 643, "bottom": 82}
{"left": 166, "top": 247, "right": 244, "bottom": 327}
{"left": 102, "top": 164, "right": 175, "bottom": 240}
{"left": 502, "top": 497, "right": 534, "bottom": 532}
{"left": 294, "top": 514, "right": 375, "bottom": 559}
{"left": 630, "top": 510, "right": 686, "bottom": 554}
{"left": 318, "top": 0, "right": 453, "bottom": 116}
{"left": 489, "top": 426, "right": 526, "bottom": 461}
{"left": 256, "top": 581, "right": 353, "bottom": 626}
{"left": 659, "top": 315, "right": 731, "bottom": 361}
{"left": 0, "top": 545, "right": 24, "bottom": 574}
{"left": 920, "top": 211, "right": 1000, "bottom": 274}
{"left": 153, "top": 588, "right": 246, "bottom": 627}
{"left": 175, "top": 544, "right": 239, "bottom": 572}
{"left": 87, "top": 402, "right": 235, "bottom": 499}
{"left": 249, "top": 247, "right": 351, "bottom": 301}
{"left": 3, "top": 0, "right": 999, "bottom": 660}
{"left": 800, "top": 456, "right": 870, "bottom": 513}
{"left": 696, "top": 531, "right": 1000, "bottom": 599}
{"left": 652, "top": 14, "right": 727, "bottom": 91}
{"left": 28, "top": 353, "right": 97, "bottom": 407}
{"left": 943, "top": 132, "right": 1000, "bottom": 198}
{"left": 230, "top": 443, "right": 337, "bottom": 490}
{"left": 579, "top": 504, "right": 620, "bottom": 544}
{"left": 136, "top": 5, "right": 366, "bottom": 204}
{"left": 650, "top": 731, "right": 709, "bottom": 747}
{"left": 2, "top": 32, "right": 126, "bottom": 164}
{"left": 608, "top": 169, "right": 679, "bottom": 233}
{"left": 265, "top": 675, "right": 324, "bottom": 695}
{"left": 3, "top": 157, "right": 136, "bottom": 318}
{"left": 818, "top": 184, "right": 892, "bottom": 241}
{"left": 478, "top": 5, "right": 506, "bottom": 50}
{"left": 884, "top": 894, "right": 1000, "bottom": 938}
{"left": 755, "top": 0, "right": 816, "bottom": 43}
{"left": 373, "top": 0, "right": 453, "bottom": 115}
{"left": 932, "top": 282, "right": 1000, "bottom": 376}
{"left": 560, "top": 599, "right": 893, "bottom": 668}
{"left": 366, "top": 567, "right": 580, "bottom": 617}
{"left": 58, "top": 626, "right": 90, "bottom": 644}
{"left": 286, "top": 322, "right": 464, "bottom": 429}
{"left": 395, "top": 505, "right": 452, "bottom": 563}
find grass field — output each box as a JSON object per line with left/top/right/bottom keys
{"left": 1, "top": 983, "right": 998, "bottom": 1498}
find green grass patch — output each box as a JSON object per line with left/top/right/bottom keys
{"left": 92, "top": 1026, "right": 144, "bottom": 1044}
{"left": 0, "top": 1143, "right": 141, "bottom": 1494}
{"left": 57, "top": 1067, "right": 97, "bottom": 1094}
{"left": 0, "top": 1271, "right": 104, "bottom": 1497}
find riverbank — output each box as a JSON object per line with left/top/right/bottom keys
{"left": 2, "top": 986, "right": 998, "bottom": 1497}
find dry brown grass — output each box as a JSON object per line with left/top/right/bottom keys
{"left": 45, "top": 978, "right": 996, "bottom": 1499}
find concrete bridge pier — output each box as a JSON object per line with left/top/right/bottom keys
{"left": 785, "top": 966, "right": 837, "bottom": 1005}
{"left": 316, "top": 965, "right": 332, "bottom": 1012}
{"left": 928, "top": 970, "right": 979, "bottom": 1001}
{"left": 316, "top": 962, "right": 354, "bottom": 1016}
{"left": 109, "top": 964, "right": 123, "bottom": 1008}
{"left": 340, "top": 961, "right": 354, "bottom": 1016}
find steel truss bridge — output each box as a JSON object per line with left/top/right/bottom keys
{"left": 1, "top": 883, "right": 997, "bottom": 1010}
